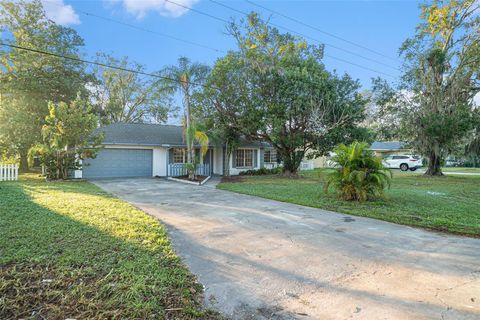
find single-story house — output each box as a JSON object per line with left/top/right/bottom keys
{"left": 80, "top": 123, "right": 278, "bottom": 179}
{"left": 369, "top": 141, "right": 412, "bottom": 157}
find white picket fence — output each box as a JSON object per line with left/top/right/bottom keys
{"left": 0, "top": 164, "right": 19, "bottom": 181}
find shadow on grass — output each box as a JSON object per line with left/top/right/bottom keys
{"left": 0, "top": 179, "right": 220, "bottom": 319}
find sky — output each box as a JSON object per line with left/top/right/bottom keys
{"left": 40, "top": 0, "right": 423, "bottom": 90}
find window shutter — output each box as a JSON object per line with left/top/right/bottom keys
{"left": 232, "top": 149, "right": 237, "bottom": 168}
{"left": 254, "top": 150, "right": 258, "bottom": 168}
{"left": 168, "top": 149, "right": 174, "bottom": 164}
{"left": 260, "top": 149, "right": 265, "bottom": 168}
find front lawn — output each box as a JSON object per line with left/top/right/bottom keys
{"left": 218, "top": 170, "right": 480, "bottom": 236}
{"left": 441, "top": 167, "right": 480, "bottom": 173}
{"left": 0, "top": 174, "right": 218, "bottom": 319}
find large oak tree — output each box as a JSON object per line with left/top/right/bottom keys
{"left": 375, "top": 0, "right": 479, "bottom": 176}
{"left": 0, "top": 0, "right": 91, "bottom": 170}
{"left": 201, "top": 13, "right": 368, "bottom": 175}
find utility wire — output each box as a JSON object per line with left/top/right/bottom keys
{"left": 210, "top": 0, "right": 399, "bottom": 71}
{"left": 245, "top": 0, "right": 397, "bottom": 62}
{"left": 43, "top": 0, "right": 397, "bottom": 78}
{"left": 165, "top": 0, "right": 396, "bottom": 78}
{"left": 43, "top": 0, "right": 225, "bottom": 54}
{"left": 0, "top": 42, "right": 219, "bottom": 90}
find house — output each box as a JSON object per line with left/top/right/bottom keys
{"left": 80, "top": 123, "right": 278, "bottom": 179}
{"left": 369, "top": 141, "right": 412, "bottom": 157}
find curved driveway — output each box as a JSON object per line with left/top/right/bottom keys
{"left": 94, "top": 178, "right": 480, "bottom": 320}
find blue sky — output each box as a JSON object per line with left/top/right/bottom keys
{"left": 43, "top": 0, "right": 422, "bottom": 89}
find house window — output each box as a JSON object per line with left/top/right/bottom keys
{"left": 264, "top": 149, "right": 277, "bottom": 163}
{"left": 235, "top": 149, "right": 254, "bottom": 168}
{"left": 172, "top": 148, "right": 186, "bottom": 163}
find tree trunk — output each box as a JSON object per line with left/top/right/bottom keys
{"left": 19, "top": 151, "right": 29, "bottom": 172}
{"left": 424, "top": 149, "right": 443, "bottom": 176}
{"left": 183, "top": 81, "right": 195, "bottom": 180}
{"left": 281, "top": 150, "right": 301, "bottom": 177}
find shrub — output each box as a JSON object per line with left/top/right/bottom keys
{"left": 325, "top": 142, "right": 392, "bottom": 201}
{"left": 239, "top": 167, "right": 281, "bottom": 176}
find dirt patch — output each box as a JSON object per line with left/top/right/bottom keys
{"left": 220, "top": 176, "right": 246, "bottom": 183}
{"left": 0, "top": 263, "right": 220, "bottom": 320}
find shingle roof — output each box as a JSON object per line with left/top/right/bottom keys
{"left": 370, "top": 141, "right": 407, "bottom": 151}
{"left": 96, "top": 123, "right": 185, "bottom": 146}
{"left": 96, "top": 123, "right": 271, "bottom": 148}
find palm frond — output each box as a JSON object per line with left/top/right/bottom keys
{"left": 325, "top": 141, "right": 393, "bottom": 201}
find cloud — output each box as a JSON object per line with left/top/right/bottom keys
{"left": 109, "top": 0, "right": 199, "bottom": 19}
{"left": 41, "top": 0, "right": 80, "bottom": 26}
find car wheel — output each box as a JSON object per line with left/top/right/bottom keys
{"left": 409, "top": 167, "right": 417, "bottom": 171}
{"left": 400, "top": 163, "right": 409, "bottom": 171}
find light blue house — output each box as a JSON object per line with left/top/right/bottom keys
{"left": 80, "top": 123, "right": 278, "bottom": 179}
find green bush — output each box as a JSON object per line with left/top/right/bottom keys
{"left": 325, "top": 142, "right": 392, "bottom": 201}
{"left": 239, "top": 167, "right": 281, "bottom": 176}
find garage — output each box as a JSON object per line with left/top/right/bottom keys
{"left": 83, "top": 148, "right": 153, "bottom": 179}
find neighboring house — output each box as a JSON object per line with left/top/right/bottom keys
{"left": 80, "top": 123, "right": 278, "bottom": 179}
{"left": 369, "top": 141, "right": 412, "bottom": 157}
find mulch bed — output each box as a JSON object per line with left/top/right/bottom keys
{"left": 174, "top": 175, "right": 209, "bottom": 183}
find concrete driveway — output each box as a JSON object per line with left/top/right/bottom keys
{"left": 94, "top": 178, "right": 480, "bottom": 320}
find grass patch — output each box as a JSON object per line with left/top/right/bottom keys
{"left": 0, "top": 174, "right": 219, "bottom": 319}
{"left": 441, "top": 167, "right": 480, "bottom": 173}
{"left": 218, "top": 169, "right": 480, "bottom": 236}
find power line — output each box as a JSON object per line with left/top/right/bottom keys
{"left": 245, "top": 0, "right": 398, "bottom": 62}
{"left": 165, "top": 0, "right": 396, "bottom": 78}
{"left": 0, "top": 42, "right": 218, "bottom": 90}
{"left": 43, "top": 0, "right": 225, "bottom": 54}
{"left": 210, "top": 0, "right": 399, "bottom": 72}
{"left": 44, "top": 0, "right": 397, "bottom": 78}
{"left": 165, "top": 0, "right": 229, "bottom": 24}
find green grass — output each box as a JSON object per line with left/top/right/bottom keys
{"left": 0, "top": 174, "right": 219, "bottom": 319}
{"left": 218, "top": 169, "right": 480, "bottom": 236}
{"left": 441, "top": 167, "right": 480, "bottom": 173}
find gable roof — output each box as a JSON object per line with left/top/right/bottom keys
{"left": 370, "top": 141, "right": 407, "bottom": 151}
{"left": 96, "top": 123, "right": 271, "bottom": 148}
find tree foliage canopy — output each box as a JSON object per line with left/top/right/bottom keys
{"left": 374, "top": 0, "right": 479, "bottom": 176}
{"left": 0, "top": 0, "right": 91, "bottom": 168}
{"left": 91, "top": 54, "right": 174, "bottom": 125}
{"left": 29, "top": 96, "right": 102, "bottom": 180}
{"left": 200, "top": 13, "right": 368, "bottom": 174}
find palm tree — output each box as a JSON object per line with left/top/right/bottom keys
{"left": 325, "top": 142, "right": 392, "bottom": 201}
{"left": 163, "top": 57, "right": 210, "bottom": 179}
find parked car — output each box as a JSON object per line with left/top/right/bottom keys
{"left": 445, "top": 159, "right": 464, "bottom": 167}
{"left": 382, "top": 154, "right": 422, "bottom": 171}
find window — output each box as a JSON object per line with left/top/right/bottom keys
{"left": 172, "top": 148, "right": 186, "bottom": 163}
{"left": 264, "top": 149, "right": 277, "bottom": 163}
{"left": 393, "top": 155, "right": 409, "bottom": 160}
{"left": 235, "top": 149, "right": 254, "bottom": 168}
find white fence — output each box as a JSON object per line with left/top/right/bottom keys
{"left": 299, "top": 160, "right": 315, "bottom": 171}
{"left": 0, "top": 164, "right": 19, "bottom": 181}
